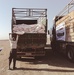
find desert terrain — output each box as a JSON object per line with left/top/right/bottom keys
{"left": 0, "top": 40, "right": 74, "bottom": 75}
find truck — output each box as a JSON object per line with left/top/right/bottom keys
{"left": 51, "top": 0, "right": 74, "bottom": 62}
{"left": 10, "top": 8, "right": 48, "bottom": 58}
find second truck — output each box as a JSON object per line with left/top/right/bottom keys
{"left": 51, "top": 0, "right": 74, "bottom": 62}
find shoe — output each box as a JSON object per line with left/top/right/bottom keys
{"left": 9, "top": 67, "right": 12, "bottom": 70}
{"left": 13, "top": 67, "right": 17, "bottom": 69}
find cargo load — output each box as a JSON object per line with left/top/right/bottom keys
{"left": 13, "top": 23, "right": 45, "bottom": 34}
{"left": 56, "top": 11, "right": 74, "bottom": 42}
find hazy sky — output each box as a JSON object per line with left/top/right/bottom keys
{"left": 0, "top": 0, "right": 70, "bottom": 40}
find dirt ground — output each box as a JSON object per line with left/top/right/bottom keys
{"left": 0, "top": 40, "right": 74, "bottom": 75}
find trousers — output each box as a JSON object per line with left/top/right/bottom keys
{"left": 9, "top": 49, "right": 17, "bottom": 68}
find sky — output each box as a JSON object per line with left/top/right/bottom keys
{"left": 0, "top": 0, "right": 70, "bottom": 40}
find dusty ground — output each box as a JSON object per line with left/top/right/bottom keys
{"left": 0, "top": 40, "right": 74, "bottom": 75}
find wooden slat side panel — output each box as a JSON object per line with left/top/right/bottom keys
{"left": 56, "top": 11, "right": 74, "bottom": 26}
{"left": 56, "top": 11, "right": 74, "bottom": 42}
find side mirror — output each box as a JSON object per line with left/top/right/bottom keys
{"left": 9, "top": 33, "right": 12, "bottom": 40}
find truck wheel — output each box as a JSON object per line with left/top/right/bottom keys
{"left": 67, "top": 46, "right": 74, "bottom": 62}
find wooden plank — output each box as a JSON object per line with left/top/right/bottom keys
{"left": 56, "top": 11, "right": 74, "bottom": 42}
{"left": 56, "top": 11, "right": 74, "bottom": 26}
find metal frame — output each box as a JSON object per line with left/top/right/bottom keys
{"left": 12, "top": 8, "right": 47, "bottom": 20}
{"left": 56, "top": 0, "right": 74, "bottom": 20}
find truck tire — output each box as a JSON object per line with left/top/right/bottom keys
{"left": 67, "top": 46, "right": 74, "bottom": 62}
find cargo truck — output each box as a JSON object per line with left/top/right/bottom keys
{"left": 9, "top": 8, "right": 48, "bottom": 58}
{"left": 51, "top": 0, "right": 74, "bottom": 62}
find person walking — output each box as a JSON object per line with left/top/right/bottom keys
{"left": 9, "top": 34, "right": 19, "bottom": 70}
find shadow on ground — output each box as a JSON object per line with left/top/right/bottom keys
{"left": 14, "top": 67, "right": 74, "bottom": 72}
{"left": 17, "top": 50, "right": 74, "bottom": 69}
